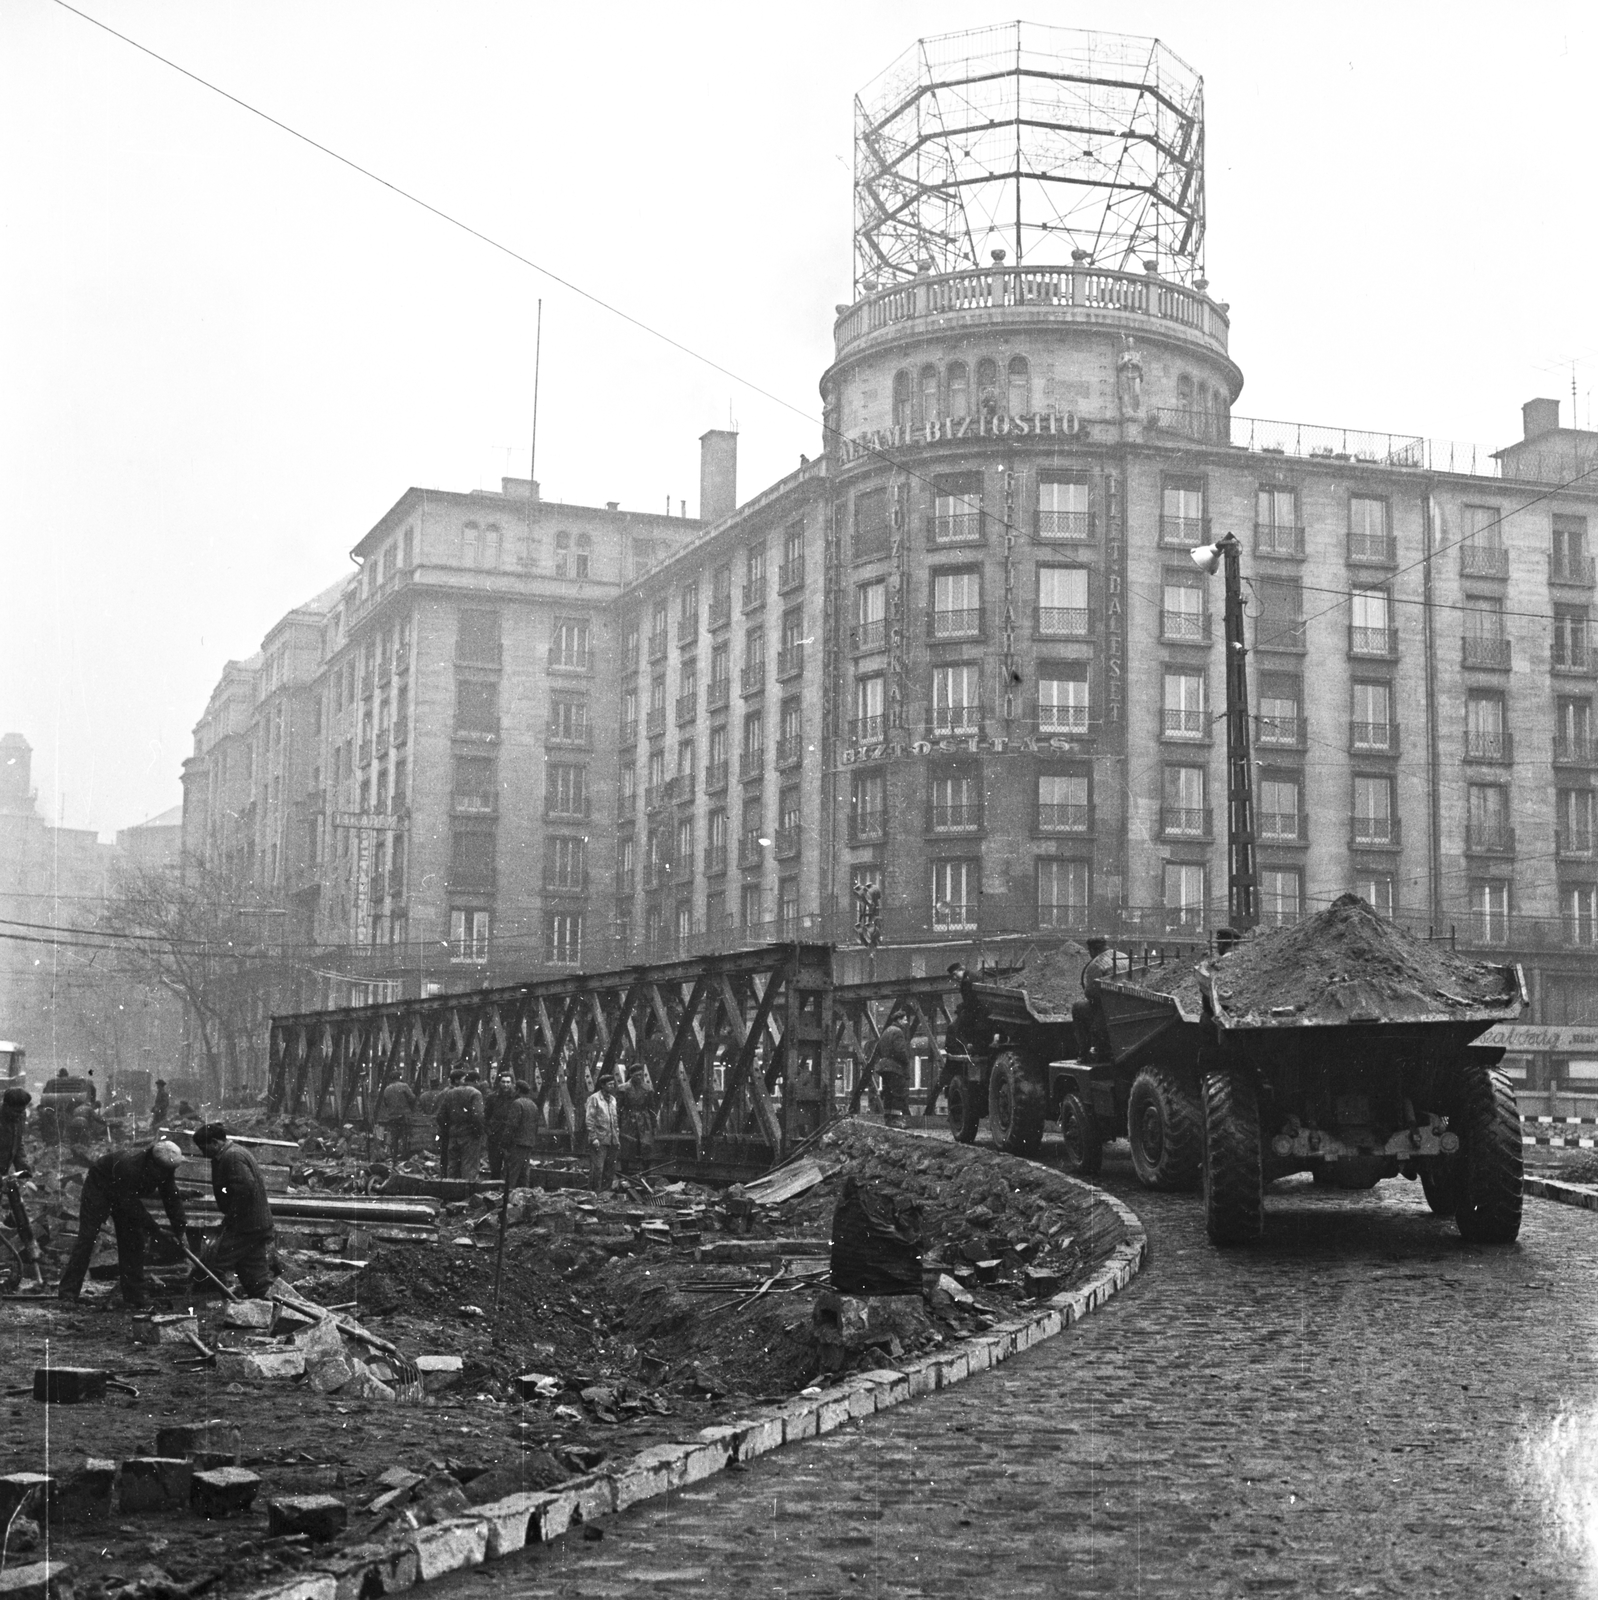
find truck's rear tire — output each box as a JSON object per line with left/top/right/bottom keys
{"left": 1126, "top": 1065, "right": 1203, "bottom": 1191}
{"left": 1201, "top": 1065, "right": 1264, "bottom": 1246}
{"left": 1453, "top": 1063, "right": 1523, "bottom": 1244}
{"left": 1418, "top": 1159, "right": 1458, "bottom": 1216}
{"left": 1058, "top": 1092, "right": 1103, "bottom": 1176}
{"left": 989, "top": 1051, "right": 1046, "bottom": 1157}
{"left": 946, "top": 1076, "right": 982, "bottom": 1144}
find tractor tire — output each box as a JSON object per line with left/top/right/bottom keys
{"left": 1453, "top": 1062, "right": 1523, "bottom": 1245}
{"left": 1126, "top": 1065, "right": 1203, "bottom": 1191}
{"left": 1057, "top": 1092, "right": 1104, "bottom": 1176}
{"left": 1418, "top": 1158, "right": 1458, "bottom": 1216}
{"left": 988, "top": 1051, "right": 1047, "bottom": 1157}
{"left": 1201, "top": 1065, "right": 1264, "bottom": 1246}
{"left": 946, "top": 1075, "right": 983, "bottom": 1145}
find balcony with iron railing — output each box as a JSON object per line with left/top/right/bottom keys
{"left": 1350, "top": 721, "right": 1398, "bottom": 755}
{"left": 1159, "top": 804, "right": 1211, "bottom": 839}
{"left": 452, "top": 792, "right": 497, "bottom": 817}
{"left": 848, "top": 810, "right": 886, "bottom": 845}
{"left": 775, "top": 736, "right": 803, "bottom": 770}
{"left": 774, "top": 826, "right": 801, "bottom": 859}
{"left": 704, "top": 843, "right": 728, "bottom": 876}
{"left": 643, "top": 784, "right": 664, "bottom": 813}
{"left": 707, "top": 675, "right": 730, "bottom": 710}
{"left": 1349, "top": 625, "right": 1398, "bottom": 660}
{"left": 848, "top": 713, "right": 885, "bottom": 744}
{"left": 740, "top": 661, "right": 766, "bottom": 696}
{"left": 1552, "top": 554, "right": 1597, "bottom": 587}
{"left": 778, "top": 556, "right": 806, "bottom": 593}
{"left": 737, "top": 836, "right": 764, "bottom": 870}
{"left": 1344, "top": 531, "right": 1396, "bottom": 567}
{"left": 1555, "top": 734, "right": 1598, "bottom": 765}
{"left": 1037, "top": 802, "right": 1093, "bottom": 834}
{"left": 1159, "top": 514, "right": 1208, "bottom": 550}
{"left": 676, "top": 690, "right": 698, "bottom": 725}
{"left": 1036, "top": 508, "right": 1094, "bottom": 543}
{"left": 1036, "top": 705, "right": 1091, "bottom": 738}
{"left": 545, "top": 721, "right": 591, "bottom": 749}
{"left": 930, "top": 706, "right": 982, "bottom": 737}
{"left": 543, "top": 869, "right": 589, "bottom": 896}
{"left": 1254, "top": 523, "right": 1305, "bottom": 560}
{"left": 446, "top": 859, "right": 496, "bottom": 893}
{"left": 704, "top": 760, "right": 729, "bottom": 794}
{"left": 1257, "top": 713, "right": 1307, "bottom": 750}
{"left": 777, "top": 645, "right": 804, "bottom": 680}
{"left": 679, "top": 618, "right": 699, "bottom": 651}
{"left": 929, "top": 802, "right": 982, "bottom": 833}
{"left": 742, "top": 582, "right": 766, "bottom": 614}
{"left": 546, "top": 647, "right": 592, "bottom": 674}
{"left": 1351, "top": 815, "right": 1401, "bottom": 849}
{"left": 1461, "top": 544, "right": 1509, "bottom": 579}
{"left": 1256, "top": 618, "right": 1306, "bottom": 653}
{"left": 1257, "top": 811, "right": 1308, "bottom": 844}
{"left": 1466, "top": 822, "right": 1515, "bottom": 855}
{"left": 1037, "top": 607, "right": 1091, "bottom": 640}
{"left": 1161, "top": 610, "right": 1211, "bottom": 645}
{"left": 619, "top": 719, "right": 638, "bottom": 747}
{"left": 1462, "top": 636, "right": 1512, "bottom": 670}
{"left": 854, "top": 618, "right": 887, "bottom": 653}
{"left": 645, "top": 707, "right": 666, "bottom": 739}
{"left": 739, "top": 747, "right": 765, "bottom": 780}
{"left": 647, "top": 631, "right": 668, "bottom": 662}
{"left": 1161, "top": 707, "right": 1209, "bottom": 740}
{"left": 928, "top": 511, "right": 984, "bottom": 548}
{"left": 1464, "top": 730, "right": 1514, "bottom": 764}
{"left": 708, "top": 592, "right": 733, "bottom": 630}
{"left": 929, "top": 607, "right": 982, "bottom": 641}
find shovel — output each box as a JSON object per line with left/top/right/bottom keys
{"left": 179, "top": 1241, "right": 238, "bottom": 1302}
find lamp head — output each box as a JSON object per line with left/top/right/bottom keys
{"left": 1189, "top": 541, "right": 1223, "bottom": 576}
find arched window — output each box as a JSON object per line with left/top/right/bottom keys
{"left": 892, "top": 370, "right": 911, "bottom": 432}
{"left": 573, "top": 532, "right": 591, "bottom": 579}
{"left": 947, "top": 361, "right": 969, "bottom": 418}
{"left": 976, "top": 357, "right": 999, "bottom": 418}
{"left": 1007, "top": 355, "right": 1030, "bottom": 415}
{"left": 920, "top": 365, "right": 939, "bottom": 424}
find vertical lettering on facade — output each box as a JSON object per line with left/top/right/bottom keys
{"left": 1105, "top": 468, "right": 1126, "bottom": 732}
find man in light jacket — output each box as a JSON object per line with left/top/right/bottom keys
{"left": 584, "top": 1072, "right": 621, "bottom": 1194}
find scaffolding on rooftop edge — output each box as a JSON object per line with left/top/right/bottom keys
{"left": 854, "top": 22, "right": 1206, "bottom": 294}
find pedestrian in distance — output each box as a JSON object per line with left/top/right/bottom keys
{"left": 585, "top": 1072, "right": 621, "bottom": 1194}
{"left": 375, "top": 1074, "right": 417, "bottom": 1160}
{"left": 149, "top": 1077, "right": 170, "bottom": 1133}
{"left": 57, "top": 1140, "right": 187, "bottom": 1308}
{"left": 502, "top": 1080, "right": 540, "bottom": 1190}
{"left": 484, "top": 1070, "right": 517, "bottom": 1180}
{"left": 622, "top": 1060, "right": 657, "bottom": 1164}
{"left": 190, "top": 1123, "right": 275, "bottom": 1299}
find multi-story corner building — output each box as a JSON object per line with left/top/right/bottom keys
{"left": 183, "top": 24, "right": 1598, "bottom": 1101}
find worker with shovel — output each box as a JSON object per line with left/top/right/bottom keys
{"left": 189, "top": 1123, "right": 275, "bottom": 1300}
{"left": 57, "top": 1139, "right": 188, "bottom": 1308}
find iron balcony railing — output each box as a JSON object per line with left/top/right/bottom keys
{"left": 1349, "top": 625, "right": 1398, "bottom": 659}
{"left": 929, "top": 511, "right": 984, "bottom": 547}
{"left": 704, "top": 844, "right": 728, "bottom": 876}
{"left": 1466, "top": 823, "right": 1515, "bottom": 855}
{"left": 645, "top": 708, "right": 666, "bottom": 738}
{"left": 778, "top": 557, "right": 806, "bottom": 593}
{"left": 849, "top": 810, "right": 886, "bottom": 844}
{"left": 929, "top": 607, "right": 982, "bottom": 640}
{"left": 1350, "top": 720, "right": 1397, "bottom": 753}
{"left": 740, "top": 661, "right": 766, "bottom": 695}
{"left": 1348, "top": 531, "right": 1398, "bottom": 566}
{"left": 1461, "top": 545, "right": 1510, "bottom": 579}
{"left": 849, "top": 713, "right": 885, "bottom": 743}
{"left": 1161, "top": 707, "right": 1208, "bottom": 739}
{"left": 930, "top": 802, "right": 982, "bottom": 832}
{"left": 1257, "top": 714, "right": 1306, "bottom": 748}
{"left": 1555, "top": 734, "right": 1597, "bottom": 764}
{"left": 1463, "top": 637, "right": 1512, "bottom": 670}
{"left": 704, "top": 760, "right": 729, "bottom": 794}
{"left": 1037, "top": 802, "right": 1093, "bottom": 834}
{"left": 1037, "top": 607, "right": 1091, "bottom": 639}
{"left": 1036, "top": 705, "right": 1090, "bottom": 736}
{"left": 1254, "top": 523, "right": 1305, "bottom": 559}
{"left": 854, "top": 618, "right": 887, "bottom": 652}
{"left": 1161, "top": 610, "right": 1211, "bottom": 644}
{"left": 931, "top": 706, "right": 981, "bottom": 736}
{"left": 1159, "top": 514, "right": 1207, "bottom": 550}
{"left": 1160, "top": 804, "right": 1211, "bottom": 838}
{"left": 1036, "top": 508, "right": 1093, "bottom": 542}
{"left": 646, "top": 632, "right": 667, "bottom": 662}
{"left": 1351, "top": 815, "right": 1401, "bottom": 848}
{"left": 1551, "top": 555, "right": 1597, "bottom": 587}
{"left": 707, "top": 676, "right": 731, "bottom": 710}
{"left": 775, "top": 736, "right": 803, "bottom": 769}
{"left": 1464, "top": 730, "right": 1513, "bottom": 763}
{"left": 708, "top": 593, "right": 733, "bottom": 629}
{"left": 777, "top": 645, "right": 804, "bottom": 680}
{"left": 676, "top": 691, "right": 698, "bottom": 725}
{"left": 1257, "top": 811, "right": 1308, "bottom": 843}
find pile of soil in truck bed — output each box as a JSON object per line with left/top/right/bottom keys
{"left": 1114, "top": 894, "right": 1517, "bottom": 1025}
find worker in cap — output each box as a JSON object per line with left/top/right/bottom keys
{"left": 375, "top": 1073, "right": 417, "bottom": 1160}
{"left": 441, "top": 1070, "right": 486, "bottom": 1182}
{"left": 585, "top": 1071, "right": 621, "bottom": 1194}
{"left": 935, "top": 961, "right": 987, "bottom": 1120}
{"left": 191, "top": 1123, "right": 275, "bottom": 1299}
{"left": 57, "top": 1139, "right": 188, "bottom": 1308}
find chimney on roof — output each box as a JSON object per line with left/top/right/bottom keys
{"left": 700, "top": 430, "right": 737, "bottom": 524}
{"left": 1524, "top": 397, "right": 1561, "bottom": 441}
{"left": 500, "top": 477, "right": 539, "bottom": 500}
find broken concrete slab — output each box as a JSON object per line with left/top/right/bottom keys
{"left": 0, "top": 1475, "right": 55, "bottom": 1527}
{"left": 341, "top": 1370, "right": 396, "bottom": 1402}
{"left": 306, "top": 1355, "right": 355, "bottom": 1394}
{"left": 0, "top": 1560, "right": 72, "bottom": 1600}
{"left": 220, "top": 1299, "right": 278, "bottom": 1330}
{"left": 130, "top": 1313, "right": 202, "bottom": 1346}
{"left": 471, "top": 1491, "right": 544, "bottom": 1559}
{"left": 267, "top": 1494, "right": 348, "bottom": 1542}
{"left": 31, "top": 1367, "right": 105, "bottom": 1404}
{"left": 321, "top": 1540, "right": 418, "bottom": 1600}
{"left": 118, "top": 1458, "right": 192, "bottom": 1514}
{"left": 191, "top": 1467, "right": 261, "bottom": 1518}
{"left": 404, "top": 1515, "right": 488, "bottom": 1581}
{"left": 374, "top": 1467, "right": 425, "bottom": 1494}
{"left": 154, "top": 1421, "right": 242, "bottom": 1467}
{"left": 216, "top": 1349, "right": 306, "bottom": 1381}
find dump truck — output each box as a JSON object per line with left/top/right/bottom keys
{"left": 942, "top": 896, "right": 1527, "bottom": 1246}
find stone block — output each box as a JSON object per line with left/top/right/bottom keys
{"left": 131, "top": 1314, "right": 201, "bottom": 1347}
{"left": 527, "top": 1486, "right": 580, "bottom": 1544}
{"left": 474, "top": 1490, "right": 544, "bottom": 1558}
{"left": 325, "top": 1541, "right": 419, "bottom": 1600}
{"left": 731, "top": 1414, "right": 784, "bottom": 1461}
{"left": 857, "top": 1368, "right": 910, "bottom": 1406}
{"left": 216, "top": 1349, "right": 305, "bottom": 1381}
{"left": 816, "top": 1394, "right": 852, "bottom": 1434}
{"left": 295, "top": 1319, "right": 346, "bottom": 1358}
{"left": 32, "top": 1367, "right": 105, "bottom": 1404}
{"left": 903, "top": 1358, "right": 940, "bottom": 1399}
{"left": 342, "top": 1370, "right": 396, "bottom": 1403}
{"left": 268, "top": 1494, "right": 349, "bottom": 1541}
{"left": 367, "top": 1487, "right": 409, "bottom": 1515}
{"left": 778, "top": 1400, "right": 819, "bottom": 1444}
{"left": 608, "top": 1455, "right": 671, "bottom": 1513}
{"left": 0, "top": 1561, "right": 71, "bottom": 1600}
{"left": 936, "top": 1350, "right": 970, "bottom": 1385}
{"left": 191, "top": 1467, "right": 261, "bottom": 1517}
{"left": 307, "top": 1355, "right": 355, "bottom": 1394}
{"left": 221, "top": 1299, "right": 277, "bottom": 1330}
{"left": 272, "top": 1303, "right": 319, "bottom": 1335}
{"left": 676, "top": 1438, "right": 731, "bottom": 1486}
{"left": 376, "top": 1468, "right": 426, "bottom": 1493}
{"left": 249, "top": 1575, "right": 336, "bottom": 1600}
{"left": 510, "top": 1369, "right": 554, "bottom": 1400}
{"left": 118, "top": 1458, "right": 192, "bottom": 1514}
{"left": 155, "top": 1421, "right": 241, "bottom": 1467}
{"left": 406, "top": 1516, "right": 488, "bottom": 1581}
{"left": 0, "top": 1476, "right": 54, "bottom": 1527}
{"left": 845, "top": 1383, "right": 877, "bottom": 1420}
{"left": 56, "top": 1460, "right": 116, "bottom": 1523}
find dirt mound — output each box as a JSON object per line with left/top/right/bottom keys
{"left": 989, "top": 941, "right": 1088, "bottom": 1013}
{"left": 1206, "top": 894, "right": 1515, "bottom": 1025}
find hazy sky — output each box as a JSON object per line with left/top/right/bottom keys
{"left": 4, "top": 0, "right": 1596, "bottom": 838}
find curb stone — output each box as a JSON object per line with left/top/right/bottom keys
{"left": 237, "top": 1151, "right": 1147, "bottom": 1600}
{"left": 1523, "top": 1175, "right": 1598, "bottom": 1213}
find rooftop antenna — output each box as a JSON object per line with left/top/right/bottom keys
{"left": 527, "top": 298, "right": 542, "bottom": 544}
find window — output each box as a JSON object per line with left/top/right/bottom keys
{"left": 1348, "top": 496, "right": 1392, "bottom": 563}
{"left": 1467, "top": 783, "right": 1510, "bottom": 852}
{"left": 547, "top": 836, "right": 586, "bottom": 890}
{"left": 931, "top": 771, "right": 981, "bottom": 832}
{"left": 740, "top": 883, "right": 763, "bottom": 930}
{"left": 777, "top": 875, "right": 800, "bottom": 930}
{"left": 740, "top": 794, "right": 763, "bottom": 860}
{"left": 1259, "top": 776, "right": 1302, "bottom": 842}
{"left": 1558, "top": 789, "right": 1595, "bottom": 855}
{"left": 453, "top": 756, "right": 495, "bottom": 814}
{"left": 1564, "top": 884, "right": 1598, "bottom": 946}
{"left": 777, "top": 785, "right": 801, "bottom": 853}
{"left": 1163, "top": 765, "right": 1207, "bottom": 836}
{"left": 707, "top": 722, "right": 729, "bottom": 784}
{"left": 1038, "top": 859, "right": 1090, "bottom": 928}
{"left": 1006, "top": 355, "right": 1030, "bottom": 415}
{"left": 706, "top": 808, "right": 728, "bottom": 873}
{"left": 550, "top": 616, "right": 592, "bottom": 671}
{"left": 710, "top": 639, "right": 731, "bottom": 692}
{"left": 779, "top": 607, "right": 805, "bottom": 675}
{"left": 742, "top": 627, "right": 766, "bottom": 693}
{"left": 676, "top": 814, "right": 695, "bottom": 868}
{"left": 1162, "top": 669, "right": 1206, "bottom": 738}
{"left": 679, "top": 581, "right": 700, "bottom": 638}
{"left": 1256, "top": 487, "right": 1301, "bottom": 556}
{"left": 1351, "top": 680, "right": 1392, "bottom": 751}
{"left": 1557, "top": 697, "right": 1594, "bottom": 761}
{"left": 710, "top": 563, "right": 733, "bottom": 620}
{"left": 648, "top": 675, "right": 667, "bottom": 732}
{"left": 678, "top": 661, "right": 698, "bottom": 722}
{"left": 975, "top": 357, "right": 999, "bottom": 412}
{"left": 778, "top": 698, "right": 803, "bottom": 763}
{"left": 457, "top": 609, "right": 501, "bottom": 666}
{"left": 856, "top": 579, "right": 887, "bottom": 650}
{"left": 648, "top": 601, "right": 669, "bottom": 656}
{"left": 1161, "top": 478, "right": 1205, "bottom": 545}
{"left": 402, "top": 526, "right": 414, "bottom": 567}
{"left": 1465, "top": 692, "right": 1508, "bottom": 760}
{"left": 554, "top": 531, "right": 591, "bottom": 579}
{"left": 919, "top": 365, "right": 939, "bottom": 424}
{"left": 1038, "top": 665, "right": 1090, "bottom": 734}
{"left": 1038, "top": 772, "right": 1090, "bottom": 833}
{"left": 892, "top": 369, "right": 911, "bottom": 432}
{"left": 450, "top": 828, "right": 494, "bottom": 887}
{"left": 1354, "top": 872, "right": 1394, "bottom": 919}
{"left": 1350, "top": 588, "right": 1393, "bottom": 656}
{"left": 632, "top": 539, "right": 661, "bottom": 580}
{"left": 854, "top": 488, "right": 890, "bottom": 560}
{"left": 1554, "top": 515, "right": 1591, "bottom": 582}
{"left": 933, "top": 860, "right": 978, "bottom": 930}
{"left": 1038, "top": 472, "right": 1090, "bottom": 540}
{"left": 549, "top": 697, "right": 590, "bottom": 745}
{"left": 931, "top": 472, "right": 983, "bottom": 545}
{"left": 946, "top": 361, "right": 969, "bottom": 418}
{"left": 781, "top": 523, "right": 805, "bottom": 586}
{"left": 851, "top": 770, "right": 886, "bottom": 841}
{"left": 460, "top": 522, "right": 480, "bottom": 566}
{"left": 622, "top": 617, "right": 640, "bottom": 669}
{"left": 1162, "top": 572, "right": 1206, "bottom": 641}
{"left": 1470, "top": 880, "right": 1510, "bottom": 943}
{"left": 455, "top": 679, "right": 498, "bottom": 735}
{"left": 676, "top": 737, "right": 696, "bottom": 783}
{"left": 619, "top": 685, "right": 639, "bottom": 741}
{"left": 1462, "top": 505, "right": 1506, "bottom": 575}
{"left": 547, "top": 912, "right": 582, "bottom": 966}
{"left": 1163, "top": 863, "right": 1207, "bottom": 930}
{"left": 1463, "top": 595, "right": 1509, "bottom": 668}
{"left": 1038, "top": 566, "right": 1090, "bottom": 636}
{"left": 646, "top": 747, "right": 666, "bottom": 795}
{"left": 1256, "top": 577, "right": 1304, "bottom": 652}
{"left": 742, "top": 708, "right": 764, "bottom": 763}
{"left": 1260, "top": 868, "right": 1302, "bottom": 927}
{"left": 617, "top": 834, "right": 636, "bottom": 894}
{"left": 932, "top": 663, "right": 981, "bottom": 734}
{"left": 1554, "top": 605, "right": 1591, "bottom": 669}
{"left": 1353, "top": 775, "right": 1394, "bottom": 844}
{"left": 1258, "top": 672, "right": 1302, "bottom": 747}
{"left": 931, "top": 570, "right": 982, "bottom": 638}
{"left": 546, "top": 763, "right": 588, "bottom": 817}
{"left": 745, "top": 543, "right": 767, "bottom": 603}
{"left": 450, "top": 908, "right": 490, "bottom": 963}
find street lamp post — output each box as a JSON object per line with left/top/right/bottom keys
{"left": 1191, "top": 533, "right": 1258, "bottom": 933}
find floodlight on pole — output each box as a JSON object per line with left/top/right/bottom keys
{"left": 1189, "top": 541, "right": 1224, "bottom": 575}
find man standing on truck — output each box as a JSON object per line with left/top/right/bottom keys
{"left": 1072, "top": 936, "right": 1131, "bottom": 1062}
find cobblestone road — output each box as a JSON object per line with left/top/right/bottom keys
{"left": 430, "top": 1146, "right": 1598, "bottom": 1598}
